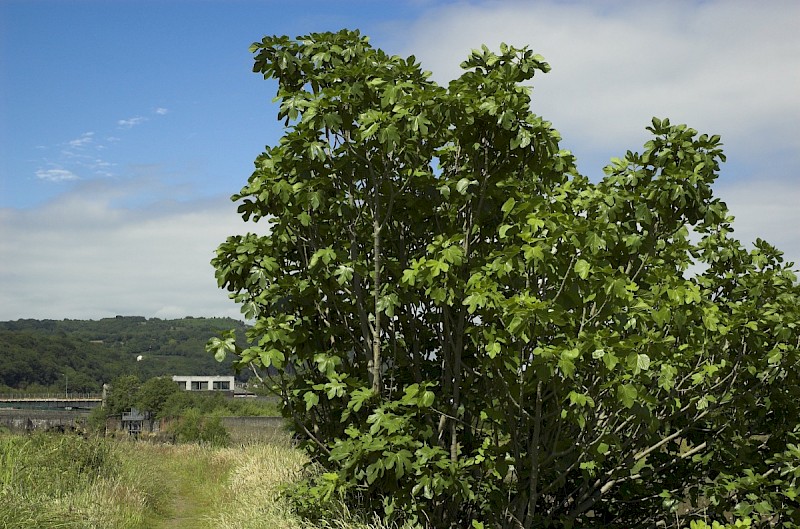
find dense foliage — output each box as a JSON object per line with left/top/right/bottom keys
{"left": 210, "top": 30, "right": 800, "bottom": 528}
{"left": 101, "top": 375, "right": 279, "bottom": 419}
{"left": 0, "top": 330, "right": 127, "bottom": 392}
{"left": 170, "top": 408, "right": 231, "bottom": 446}
{"left": 0, "top": 316, "right": 248, "bottom": 391}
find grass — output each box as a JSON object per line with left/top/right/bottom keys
{"left": 0, "top": 432, "right": 138, "bottom": 529}
{"left": 205, "top": 441, "right": 414, "bottom": 529}
{"left": 0, "top": 431, "right": 409, "bottom": 529}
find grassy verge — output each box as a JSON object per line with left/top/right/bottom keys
{"left": 0, "top": 432, "right": 409, "bottom": 529}
{"left": 205, "top": 441, "right": 416, "bottom": 529}
{"left": 204, "top": 442, "right": 308, "bottom": 528}
{"left": 0, "top": 432, "right": 155, "bottom": 529}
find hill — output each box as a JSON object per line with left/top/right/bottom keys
{"left": 0, "top": 316, "right": 248, "bottom": 392}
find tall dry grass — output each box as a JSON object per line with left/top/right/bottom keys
{"left": 0, "top": 431, "right": 416, "bottom": 529}
{"left": 0, "top": 432, "right": 164, "bottom": 529}
{"left": 205, "top": 440, "right": 418, "bottom": 529}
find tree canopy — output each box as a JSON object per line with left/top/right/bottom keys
{"left": 210, "top": 29, "right": 800, "bottom": 528}
{"left": 0, "top": 316, "right": 248, "bottom": 391}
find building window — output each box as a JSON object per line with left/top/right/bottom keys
{"left": 213, "top": 381, "right": 230, "bottom": 390}
{"left": 176, "top": 381, "right": 187, "bottom": 390}
{"left": 191, "top": 381, "right": 208, "bottom": 391}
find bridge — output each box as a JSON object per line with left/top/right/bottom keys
{"left": 0, "top": 393, "right": 103, "bottom": 411}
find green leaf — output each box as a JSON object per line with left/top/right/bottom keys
{"left": 441, "top": 245, "right": 464, "bottom": 266}
{"left": 602, "top": 352, "right": 619, "bottom": 370}
{"left": 523, "top": 245, "right": 544, "bottom": 262}
{"left": 586, "top": 231, "right": 606, "bottom": 253}
{"left": 526, "top": 215, "right": 545, "bottom": 232}
{"left": 401, "top": 268, "right": 416, "bottom": 285}
{"left": 575, "top": 259, "right": 591, "bottom": 279}
{"left": 308, "top": 247, "right": 337, "bottom": 268}
{"left": 636, "top": 353, "right": 651, "bottom": 372}
{"left": 207, "top": 330, "right": 238, "bottom": 363}
{"left": 617, "top": 384, "right": 638, "bottom": 408}
{"left": 560, "top": 361, "right": 575, "bottom": 379}
{"left": 334, "top": 265, "right": 354, "bottom": 285}
{"left": 304, "top": 392, "right": 319, "bottom": 411}
{"left": 702, "top": 311, "right": 719, "bottom": 331}
{"left": 568, "top": 391, "right": 587, "bottom": 407}
{"left": 456, "top": 178, "right": 476, "bottom": 194}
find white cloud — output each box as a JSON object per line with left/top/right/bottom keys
{"left": 35, "top": 168, "right": 79, "bottom": 182}
{"left": 717, "top": 178, "right": 800, "bottom": 268}
{"left": 117, "top": 116, "right": 147, "bottom": 129}
{"left": 391, "top": 0, "right": 800, "bottom": 268}
{"left": 4, "top": 175, "right": 792, "bottom": 324}
{"left": 154, "top": 107, "right": 169, "bottom": 115}
{"left": 0, "top": 182, "right": 268, "bottom": 321}
{"left": 400, "top": 0, "right": 800, "bottom": 176}
{"left": 67, "top": 132, "right": 94, "bottom": 148}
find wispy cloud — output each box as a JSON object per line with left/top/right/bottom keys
{"left": 66, "top": 132, "right": 94, "bottom": 148}
{"left": 116, "top": 106, "right": 167, "bottom": 128}
{"left": 88, "top": 158, "right": 116, "bottom": 177}
{"left": 117, "top": 116, "right": 147, "bottom": 129}
{"left": 35, "top": 102, "right": 168, "bottom": 184}
{"left": 35, "top": 168, "right": 79, "bottom": 182}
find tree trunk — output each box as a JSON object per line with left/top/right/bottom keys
{"left": 371, "top": 199, "right": 382, "bottom": 394}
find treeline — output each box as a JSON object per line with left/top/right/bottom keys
{"left": 0, "top": 316, "right": 249, "bottom": 392}
{"left": 102, "top": 375, "right": 279, "bottom": 419}
{"left": 91, "top": 375, "right": 280, "bottom": 445}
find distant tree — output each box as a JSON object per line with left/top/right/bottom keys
{"left": 0, "top": 317, "right": 250, "bottom": 389}
{"left": 159, "top": 390, "right": 195, "bottom": 419}
{"left": 170, "top": 407, "right": 230, "bottom": 447}
{"left": 136, "top": 376, "right": 181, "bottom": 417}
{"left": 209, "top": 30, "right": 800, "bottom": 528}
{"left": 105, "top": 375, "right": 140, "bottom": 415}
{"left": 63, "top": 371, "right": 99, "bottom": 393}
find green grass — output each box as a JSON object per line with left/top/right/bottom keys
{"left": 0, "top": 432, "right": 411, "bottom": 529}
{"left": 0, "top": 432, "right": 137, "bottom": 529}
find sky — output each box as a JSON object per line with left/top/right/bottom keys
{"left": 1, "top": 0, "right": 798, "bottom": 322}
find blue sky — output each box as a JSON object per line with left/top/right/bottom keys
{"left": 1, "top": 0, "right": 798, "bottom": 321}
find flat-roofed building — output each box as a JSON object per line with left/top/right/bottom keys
{"left": 172, "top": 375, "right": 234, "bottom": 392}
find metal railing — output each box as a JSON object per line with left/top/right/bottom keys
{"left": 0, "top": 393, "right": 103, "bottom": 401}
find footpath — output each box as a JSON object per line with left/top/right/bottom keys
{"left": 145, "top": 446, "right": 232, "bottom": 529}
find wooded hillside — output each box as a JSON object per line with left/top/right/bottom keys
{"left": 0, "top": 316, "right": 247, "bottom": 392}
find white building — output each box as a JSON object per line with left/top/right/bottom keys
{"left": 172, "top": 375, "right": 234, "bottom": 391}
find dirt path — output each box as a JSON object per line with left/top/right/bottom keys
{"left": 146, "top": 446, "right": 231, "bottom": 529}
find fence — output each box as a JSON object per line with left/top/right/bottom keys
{"left": 0, "top": 393, "right": 103, "bottom": 401}
{"left": 221, "top": 416, "right": 288, "bottom": 444}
